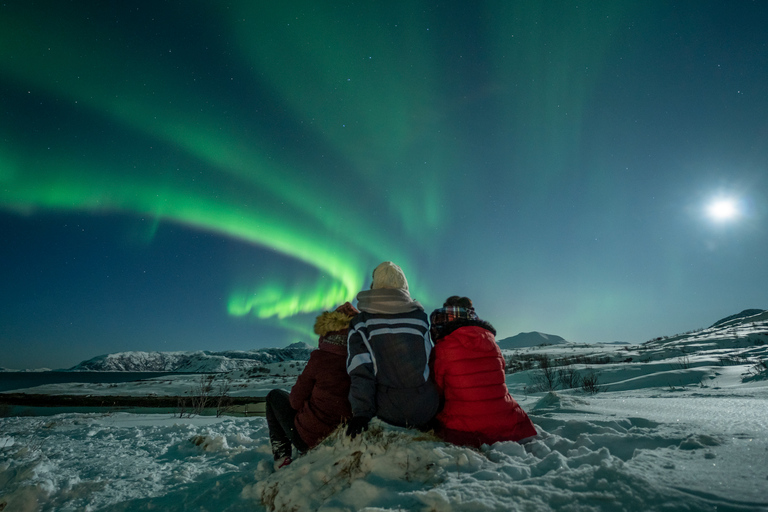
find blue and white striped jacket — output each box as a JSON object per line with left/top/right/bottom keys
{"left": 346, "top": 309, "right": 440, "bottom": 428}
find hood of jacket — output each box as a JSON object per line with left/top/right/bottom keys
{"left": 437, "top": 319, "right": 497, "bottom": 350}
{"left": 314, "top": 310, "right": 353, "bottom": 337}
{"left": 433, "top": 317, "right": 496, "bottom": 341}
{"left": 355, "top": 288, "right": 423, "bottom": 314}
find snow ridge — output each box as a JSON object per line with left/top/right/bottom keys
{"left": 68, "top": 342, "right": 314, "bottom": 372}
{"left": 709, "top": 308, "right": 767, "bottom": 329}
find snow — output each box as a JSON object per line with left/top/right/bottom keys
{"left": 68, "top": 342, "right": 314, "bottom": 373}
{"left": 6, "top": 361, "right": 305, "bottom": 399}
{"left": 2, "top": 312, "right": 767, "bottom": 511}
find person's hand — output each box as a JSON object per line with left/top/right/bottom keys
{"left": 346, "top": 416, "right": 370, "bottom": 438}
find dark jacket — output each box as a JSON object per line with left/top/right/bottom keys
{"left": 432, "top": 321, "right": 537, "bottom": 446}
{"left": 346, "top": 309, "right": 439, "bottom": 428}
{"left": 289, "top": 312, "right": 353, "bottom": 448}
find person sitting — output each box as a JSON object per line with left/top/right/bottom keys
{"left": 265, "top": 302, "right": 358, "bottom": 468}
{"left": 429, "top": 296, "right": 537, "bottom": 447}
{"left": 345, "top": 261, "right": 440, "bottom": 438}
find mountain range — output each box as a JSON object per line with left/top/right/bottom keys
{"left": 67, "top": 342, "right": 314, "bottom": 373}
{"left": 61, "top": 309, "right": 767, "bottom": 372}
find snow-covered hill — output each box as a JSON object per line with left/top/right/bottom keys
{"left": 709, "top": 308, "right": 767, "bottom": 328}
{"left": 497, "top": 331, "right": 568, "bottom": 349}
{"left": 498, "top": 308, "right": 768, "bottom": 397}
{"left": 639, "top": 308, "right": 768, "bottom": 357}
{"left": 68, "top": 342, "right": 314, "bottom": 372}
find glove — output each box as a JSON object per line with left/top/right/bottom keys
{"left": 346, "top": 416, "right": 371, "bottom": 439}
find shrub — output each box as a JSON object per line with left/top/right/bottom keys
{"left": 177, "top": 374, "right": 216, "bottom": 418}
{"left": 528, "top": 356, "right": 558, "bottom": 392}
{"left": 581, "top": 370, "right": 603, "bottom": 394}
{"left": 505, "top": 356, "right": 536, "bottom": 374}
{"left": 556, "top": 367, "right": 582, "bottom": 389}
{"left": 744, "top": 360, "right": 768, "bottom": 381}
{"left": 215, "top": 377, "right": 234, "bottom": 417}
{"left": 673, "top": 355, "right": 691, "bottom": 370}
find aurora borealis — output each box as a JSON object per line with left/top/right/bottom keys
{"left": 2, "top": 1, "right": 767, "bottom": 369}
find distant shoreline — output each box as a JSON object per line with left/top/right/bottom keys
{"left": 0, "top": 371, "right": 198, "bottom": 393}
{"left": 0, "top": 393, "right": 265, "bottom": 408}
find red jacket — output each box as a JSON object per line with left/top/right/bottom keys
{"left": 433, "top": 325, "right": 536, "bottom": 445}
{"left": 289, "top": 310, "right": 354, "bottom": 448}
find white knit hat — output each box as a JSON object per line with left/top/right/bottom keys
{"left": 371, "top": 261, "right": 409, "bottom": 291}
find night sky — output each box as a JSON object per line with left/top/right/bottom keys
{"left": 2, "top": 1, "right": 767, "bottom": 370}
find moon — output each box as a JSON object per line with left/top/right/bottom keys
{"left": 706, "top": 197, "right": 739, "bottom": 222}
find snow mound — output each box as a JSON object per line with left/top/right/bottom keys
{"left": 242, "top": 415, "right": 763, "bottom": 512}
{"left": 247, "top": 423, "right": 448, "bottom": 511}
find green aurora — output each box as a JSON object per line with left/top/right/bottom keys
{"left": 0, "top": 2, "right": 447, "bottom": 324}
{"left": 3, "top": 1, "right": 766, "bottom": 362}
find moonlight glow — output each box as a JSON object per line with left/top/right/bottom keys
{"left": 707, "top": 198, "right": 740, "bottom": 222}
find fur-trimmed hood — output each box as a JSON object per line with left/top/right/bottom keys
{"left": 314, "top": 310, "right": 354, "bottom": 337}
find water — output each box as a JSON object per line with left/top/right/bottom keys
{"left": 0, "top": 371, "right": 183, "bottom": 393}
{"left": 2, "top": 405, "right": 181, "bottom": 417}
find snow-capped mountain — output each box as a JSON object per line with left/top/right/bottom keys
{"left": 497, "top": 331, "right": 568, "bottom": 349}
{"left": 62, "top": 309, "right": 768, "bottom": 372}
{"left": 68, "top": 342, "right": 314, "bottom": 372}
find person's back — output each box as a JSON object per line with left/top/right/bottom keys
{"left": 290, "top": 307, "right": 355, "bottom": 447}
{"left": 346, "top": 262, "right": 439, "bottom": 435}
{"left": 431, "top": 297, "right": 537, "bottom": 446}
{"left": 266, "top": 302, "right": 358, "bottom": 469}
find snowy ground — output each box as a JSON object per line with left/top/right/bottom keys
{"left": 1, "top": 360, "right": 306, "bottom": 399}
{"left": 2, "top": 315, "right": 767, "bottom": 511}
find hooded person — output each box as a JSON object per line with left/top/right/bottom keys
{"left": 265, "top": 302, "right": 358, "bottom": 469}
{"left": 429, "top": 296, "right": 537, "bottom": 447}
{"left": 345, "top": 262, "right": 440, "bottom": 438}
